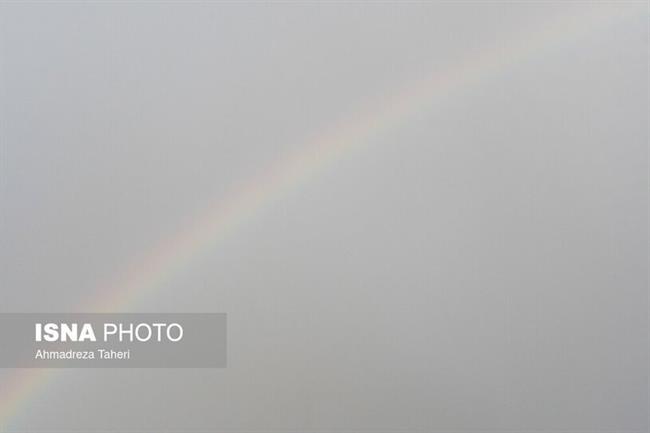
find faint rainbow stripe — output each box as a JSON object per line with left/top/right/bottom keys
{"left": 0, "top": 3, "right": 645, "bottom": 429}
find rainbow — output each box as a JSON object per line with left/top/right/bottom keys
{"left": 0, "top": 3, "right": 644, "bottom": 430}
{"left": 87, "top": 2, "right": 641, "bottom": 314}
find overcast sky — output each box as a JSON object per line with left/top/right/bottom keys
{"left": 0, "top": 2, "right": 648, "bottom": 432}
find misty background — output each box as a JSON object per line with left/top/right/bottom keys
{"left": 0, "top": 2, "right": 648, "bottom": 432}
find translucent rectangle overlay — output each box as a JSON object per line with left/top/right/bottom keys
{"left": 0, "top": 313, "right": 227, "bottom": 368}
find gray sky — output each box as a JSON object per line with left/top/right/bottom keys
{"left": 0, "top": 2, "right": 648, "bottom": 432}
